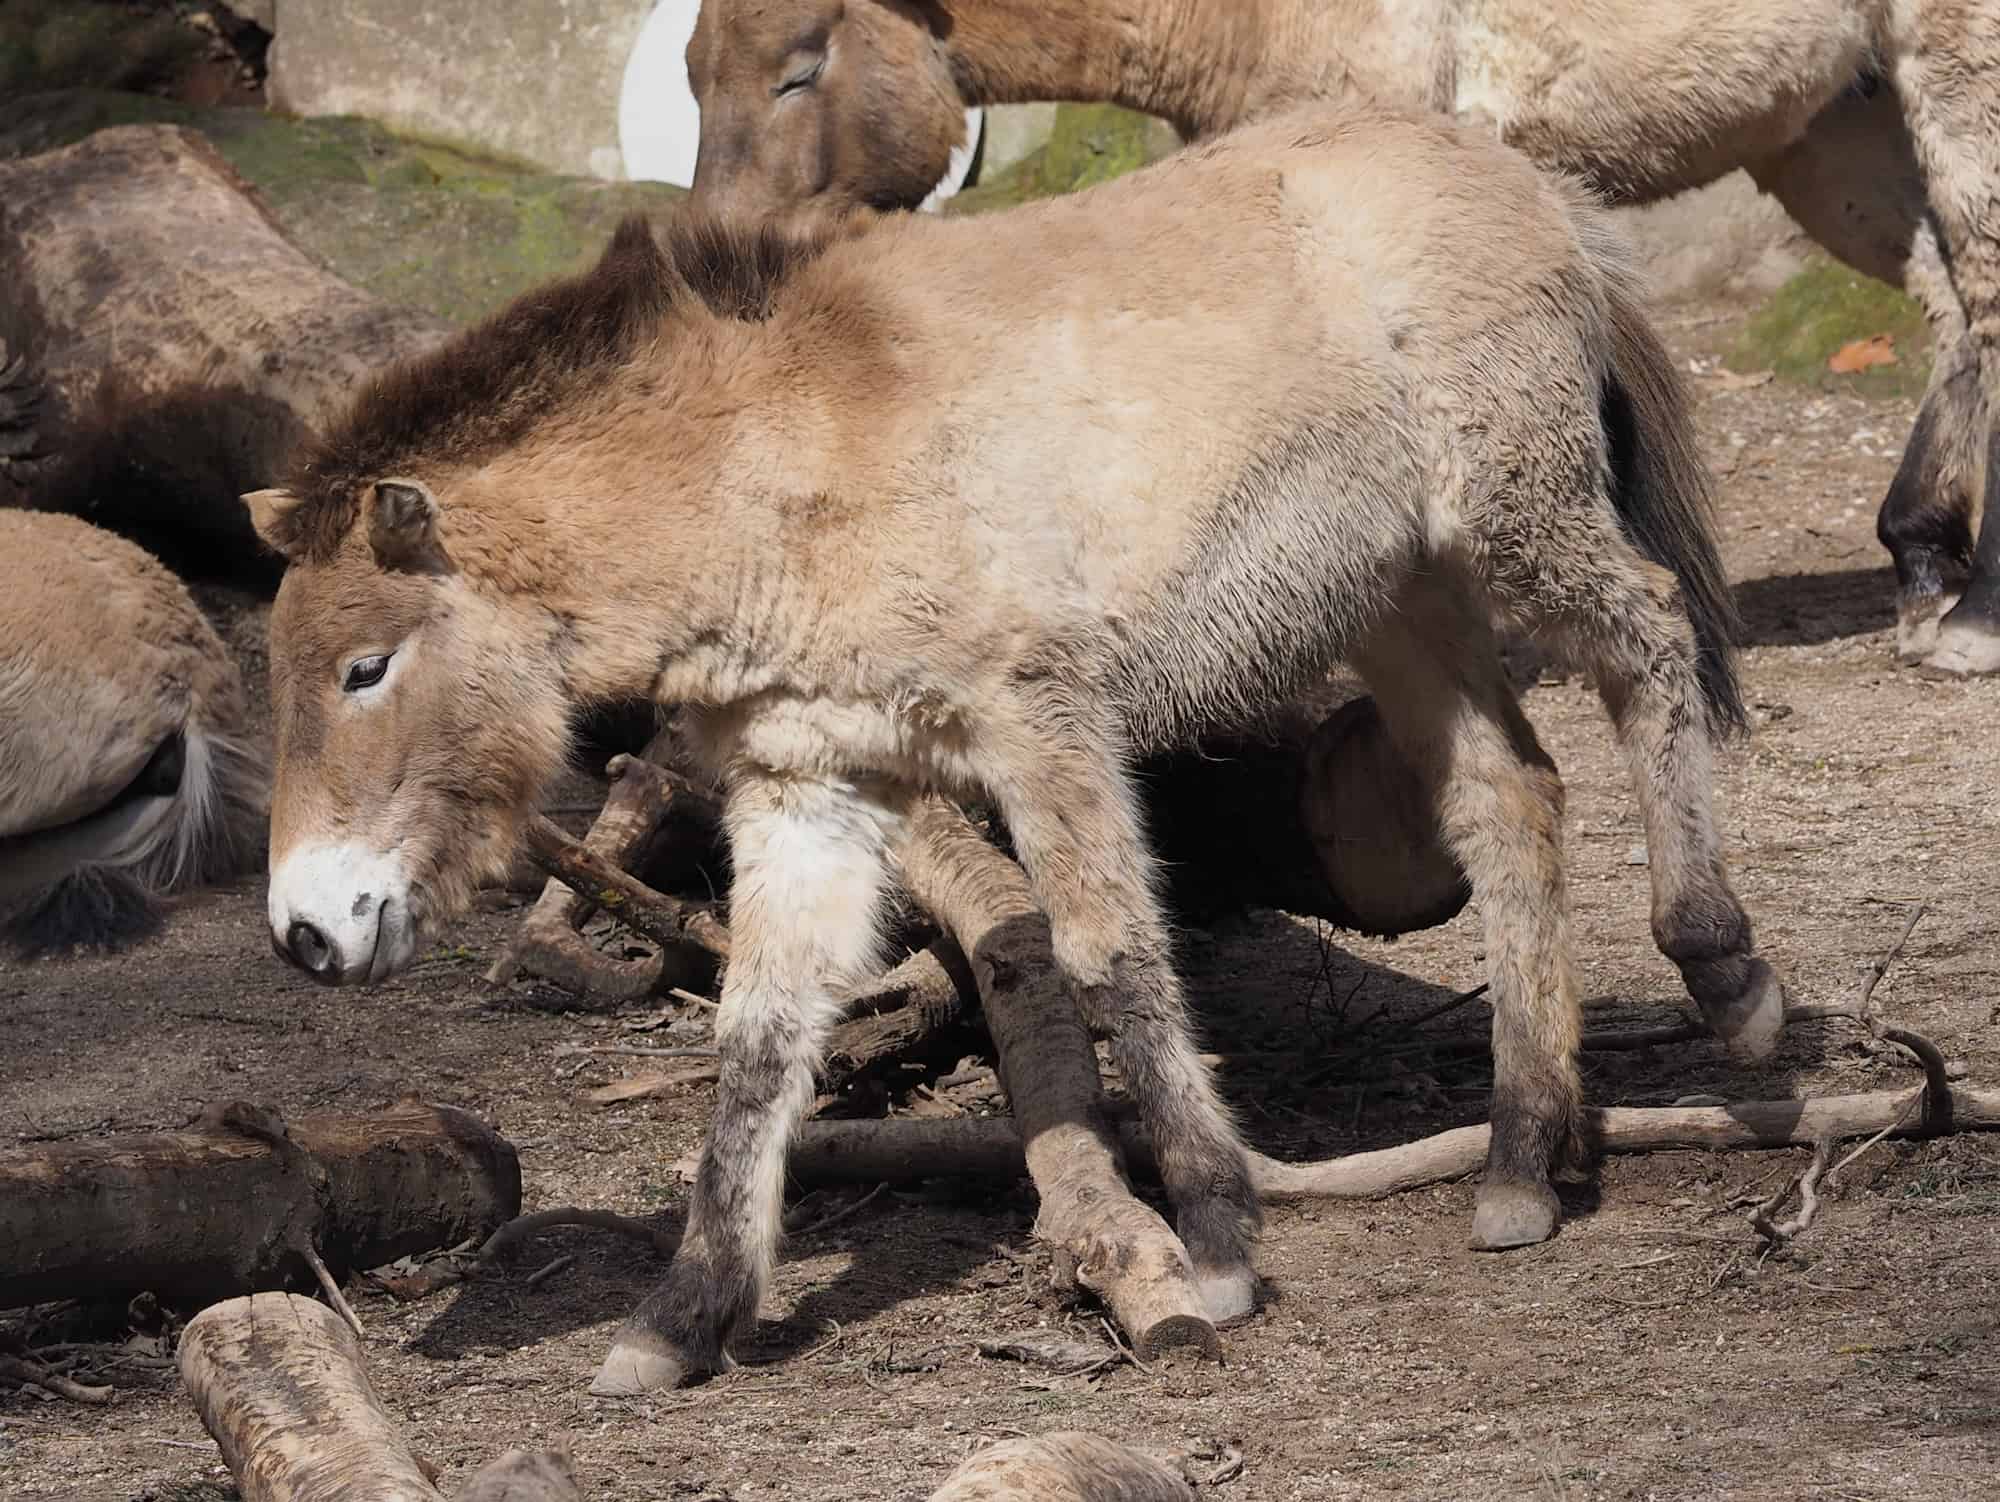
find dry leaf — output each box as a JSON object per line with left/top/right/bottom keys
{"left": 1828, "top": 334, "right": 1897, "bottom": 373}
{"left": 584, "top": 1060, "right": 719, "bottom": 1105}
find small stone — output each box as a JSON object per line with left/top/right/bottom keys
{"left": 1945, "top": 1058, "right": 1969, "bottom": 1080}
{"left": 1624, "top": 845, "right": 1649, "bottom": 866}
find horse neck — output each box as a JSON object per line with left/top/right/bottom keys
{"left": 939, "top": 0, "right": 1277, "bottom": 137}
{"left": 502, "top": 342, "right": 831, "bottom": 710}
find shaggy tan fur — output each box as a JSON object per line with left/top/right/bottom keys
{"left": 0, "top": 510, "right": 266, "bottom": 952}
{"left": 687, "top": 0, "right": 2000, "bottom": 672}
{"left": 252, "top": 106, "right": 1778, "bottom": 1393}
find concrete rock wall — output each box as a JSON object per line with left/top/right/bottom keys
{"left": 267, "top": 0, "right": 655, "bottom": 180}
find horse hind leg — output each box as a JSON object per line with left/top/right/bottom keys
{"left": 1889, "top": 4, "right": 2000, "bottom": 673}
{"left": 1351, "top": 581, "right": 1582, "bottom": 1251}
{"left": 1516, "top": 511, "right": 1785, "bottom": 1062}
{"left": 1746, "top": 89, "right": 1985, "bottom": 658}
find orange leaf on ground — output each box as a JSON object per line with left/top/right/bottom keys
{"left": 1828, "top": 334, "right": 1897, "bottom": 373}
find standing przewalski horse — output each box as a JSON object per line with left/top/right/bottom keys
{"left": 0, "top": 509, "right": 266, "bottom": 953}
{"left": 251, "top": 106, "right": 1782, "bottom": 1394}
{"left": 685, "top": 0, "right": 2000, "bottom": 676}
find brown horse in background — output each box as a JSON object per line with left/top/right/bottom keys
{"left": 249, "top": 106, "right": 1780, "bottom": 1394}
{"left": 686, "top": 0, "right": 2000, "bottom": 676}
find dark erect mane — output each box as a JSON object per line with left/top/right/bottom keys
{"left": 279, "top": 212, "right": 837, "bottom": 562}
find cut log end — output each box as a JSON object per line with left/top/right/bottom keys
{"left": 929, "top": 1432, "right": 1197, "bottom": 1502}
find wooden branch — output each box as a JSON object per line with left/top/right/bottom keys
{"left": 489, "top": 741, "right": 702, "bottom": 996}
{"left": 929, "top": 1432, "right": 1195, "bottom": 1502}
{"left": 179, "top": 1294, "right": 580, "bottom": 1502}
{"left": 520, "top": 813, "right": 731, "bottom": 963}
{"left": 0, "top": 1353, "right": 113, "bottom": 1406}
{"left": 788, "top": 1086, "right": 2000, "bottom": 1200}
{"left": 0, "top": 1102, "right": 520, "bottom": 1310}
{"left": 893, "top": 798, "right": 1217, "bottom": 1361}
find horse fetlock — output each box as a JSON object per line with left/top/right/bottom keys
{"left": 1681, "top": 953, "right": 1786, "bottom": 1063}
{"left": 1168, "top": 1169, "right": 1263, "bottom": 1285}
{"left": 591, "top": 1246, "right": 754, "bottom": 1395}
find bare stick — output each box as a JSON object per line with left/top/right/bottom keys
{"left": 1749, "top": 1135, "right": 1834, "bottom": 1247}
{"left": 928, "top": 1432, "right": 1195, "bottom": 1502}
{"left": 490, "top": 741, "right": 700, "bottom": 995}
{"left": 786, "top": 1182, "right": 889, "bottom": 1239}
{"left": 522, "top": 813, "right": 731, "bottom": 962}
{"left": 297, "top": 1237, "right": 366, "bottom": 1341}
{"left": 0, "top": 1354, "right": 113, "bottom": 1406}
{"left": 787, "top": 1086, "right": 2000, "bottom": 1199}
{"left": 481, "top": 1206, "right": 676, "bottom": 1262}
{"left": 892, "top": 798, "right": 1217, "bottom": 1361}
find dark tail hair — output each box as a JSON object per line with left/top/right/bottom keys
{"left": 1587, "top": 235, "right": 1747, "bottom": 735}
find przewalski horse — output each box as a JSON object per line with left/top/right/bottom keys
{"left": 684, "top": 0, "right": 2000, "bottom": 676}
{"left": 0, "top": 509, "right": 267, "bottom": 953}
{"left": 250, "top": 105, "right": 1781, "bottom": 1394}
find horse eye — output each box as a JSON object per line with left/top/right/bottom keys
{"left": 343, "top": 654, "right": 391, "bottom": 692}
{"left": 774, "top": 55, "right": 825, "bottom": 96}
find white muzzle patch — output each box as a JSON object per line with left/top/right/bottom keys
{"left": 266, "top": 842, "right": 420, "bottom": 985}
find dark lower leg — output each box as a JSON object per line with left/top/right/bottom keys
{"left": 1931, "top": 430, "right": 2000, "bottom": 672}
{"left": 1879, "top": 392, "right": 1978, "bottom": 658}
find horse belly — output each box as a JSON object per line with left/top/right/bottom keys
{"left": 1453, "top": 0, "right": 1879, "bottom": 199}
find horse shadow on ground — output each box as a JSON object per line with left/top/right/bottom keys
{"left": 404, "top": 909, "right": 1837, "bottom": 1367}
{"left": 1733, "top": 565, "right": 1897, "bottom": 649}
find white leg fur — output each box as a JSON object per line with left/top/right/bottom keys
{"left": 590, "top": 770, "right": 905, "bottom": 1395}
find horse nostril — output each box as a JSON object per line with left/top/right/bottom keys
{"left": 286, "top": 919, "right": 335, "bottom": 975}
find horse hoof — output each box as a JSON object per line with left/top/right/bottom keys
{"left": 1193, "top": 1263, "right": 1258, "bottom": 1322}
{"left": 1705, "top": 957, "right": 1785, "bottom": 1064}
{"left": 1470, "top": 1181, "right": 1560, "bottom": 1251}
{"left": 1895, "top": 590, "right": 1957, "bottom": 664}
{"left": 588, "top": 1332, "right": 706, "bottom": 1395}
{"left": 1924, "top": 613, "right": 2000, "bottom": 676}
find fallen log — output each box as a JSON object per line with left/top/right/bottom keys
{"left": 788, "top": 1086, "right": 2000, "bottom": 1201}
{"left": 0, "top": 124, "right": 445, "bottom": 448}
{"left": 892, "top": 798, "right": 1218, "bottom": 1361}
{"left": 180, "top": 1294, "right": 1159, "bottom": 1502}
{"left": 179, "top": 1293, "right": 580, "bottom": 1502}
{"left": 929, "top": 1432, "right": 1195, "bottom": 1502}
{"left": 0, "top": 1102, "right": 520, "bottom": 1310}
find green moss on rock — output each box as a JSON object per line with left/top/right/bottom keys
{"left": 949, "top": 103, "right": 1179, "bottom": 217}
{"left": 1728, "top": 254, "right": 1932, "bottom": 397}
{"left": 0, "top": 89, "right": 686, "bottom": 327}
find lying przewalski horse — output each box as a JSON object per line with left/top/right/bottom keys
{"left": 687, "top": 0, "right": 2000, "bottom": 675}
{"left": 0, "top": 510, "right": 267, "bottom": 952}
{"left": 252, "top": 106, "right": 1782, "bottom": 1394}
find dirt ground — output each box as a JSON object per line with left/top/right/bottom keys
{"left": 2, "top": 301, "right": 1996, "bottom": 1502}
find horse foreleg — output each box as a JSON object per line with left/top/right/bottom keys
{"left": 979, "top": 704, "right": 1261, "bottom": 1321}
{"left": 1890, "top": 2, "right": 2000, "bottom": 674}
{"left": 590, "top": 770, "right": 903, "bottom": 1395}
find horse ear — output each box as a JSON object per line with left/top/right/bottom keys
{"left": 367, "top": 478, "right": 451, "bottom": 574}
{"left": 243, "top": 488, "right": 306, "bottom": 559}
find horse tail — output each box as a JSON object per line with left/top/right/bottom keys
{"left": 1, "top": 717, "right": 268, "bottom": 957}
{"left": 1574, "top": 206, "right": 1747, "bottom": 736}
